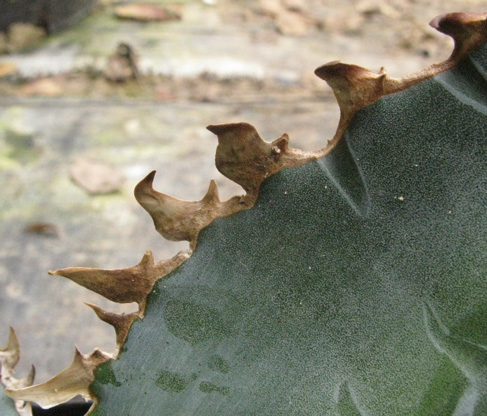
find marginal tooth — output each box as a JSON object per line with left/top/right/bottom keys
{"left": 430, "top": 13, "right": 487, "bottom": 58}
{"left": 135, "top": 171, "right": 215, "bottom": 242}
{"left": 7, "top": 365, "right": 35, "bottom": 390}
{"left": 208, "top": 122, "right": 314, "bottom": 195}
{"left": 202, "top": 179, "right": 221, "bottom": 205}
{"left": 135, "top": 171, "right": 243, "bottom": 246}
{"left": 206, "top": 122, "right": 258, "bottom": 138}
{"left": 21, "top": 366, "right": 35, "bottom": 388}
{"left": 49, "top": 250, "right": 188, "bottom": 313}
{"left": 138, "top": 126, "right": 312, "bottom": 249}
{"left": 312, "top": 13, "right": 487, "bottom": 158}
{"left": 208, "top": 122, "right": 272, "bottom": 193}
{"left": 85, "top": 402, "right": 97, "bottom": 415}
{"left": 313, "top": 62, "right": 394, "bottom": 155}
{"left": 85, "top": 303, "right": 138, "bottom": 351}
{"left": 5, "top": 348, "right": 111, "bottom": 410}
{"left": 1, "top": 329, "right": 35, "bottom": 416}
{"left": 134, "top": 171, "right": 191, "bottom": 226}
{"left": 271, "top": 133, "right": 289, "bottom": 155}
{"left": 0, "top": 327, "right": 20, "bottom": 379}
{"left": 315, "top": 13, "right": 487, "bottom": 123}
{"left": 14, "top": 401, "right": 33, "bottom": 416}
{"left": 314, "top": 62, "right": 387, "bottom": 116}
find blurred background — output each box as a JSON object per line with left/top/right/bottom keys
{"left": 0, "top": 0, "right": 486, "bottom": 387}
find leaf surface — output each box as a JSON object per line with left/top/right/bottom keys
{"left": 0, "top": 393, "right": 20, "bottom": 416}
{"left": 89, "top": 43, "right": 487, "bottom": 415}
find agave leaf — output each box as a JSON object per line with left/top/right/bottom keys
{"left": 0, "top": 394, "right": 20, "bottom": 416}
{"left": 17, "top": 12, "right": 484, "bottom": 416}
{"left": 83, "top": 23, "right": 487, "bottom": 416}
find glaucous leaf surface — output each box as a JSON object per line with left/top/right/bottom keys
{"left": 0, "top": 393, "right": 20, "bottom": 416}
{"left": 91, "top": 43, "right": 487, "bottom": 415}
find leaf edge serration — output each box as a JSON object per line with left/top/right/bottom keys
{"left": 3, "top": 11, "right": 487, "bottom": 415}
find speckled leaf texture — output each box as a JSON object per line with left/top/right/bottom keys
{"left": 90, "top": 44, "right": 487, "bottom": 415}
{"left": 0, "top": 394, "right": 20, "bottom": 416}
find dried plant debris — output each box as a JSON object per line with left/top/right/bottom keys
{"left": 113, "top": 4, "right": 181, "bottom": 22}
{"left": 1, "top": 329, "right": 34, "bottom": 416}
{"left": 19, "top": 78, "right": 63, "bottom": 97}
{"left": 104, "top": 43, "right": 139, "bottom": 83}
{"left": 0, "top": 328, "right": 20, "bottom": 380}
{"left": 256, "top": 0, "right": 322, "bottom": 36}
{"left": 69, "top": 158, "right": 124, "bottom": 195}
{"left": 0, "top": 63, "right": 17, "bottom": 78}
{"left": 5, "top": 348, "right": 111, "bottom": 411}
{"left": 24, "top": 223, "right": 60, "bottom": 238}
{"left": 3, "top": 11, "right": 487, "bottom": 415}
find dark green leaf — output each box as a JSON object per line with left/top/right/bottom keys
{"left": 91, "top": 43, "right": 487, "bottom": 416}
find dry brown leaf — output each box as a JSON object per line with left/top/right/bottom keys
{"left": 257, "top": 0, "right": 283, "bottom": 17}
{"left": 114, "top": 4, "right": 181, "bottom": 22}
{"left": 20, "top": 78, "right": 63, "bottom": 97}
{"left": 0, "top": 63, "right": 17, "bottom": 78}
{"left": 69, "top": 158, "right": 124, "bottom": 195}
{"left": 275, "top": 9, "right": 311, "bottom": 35}
{"left": 24, "top": 223, "right": 61, "bottom": 238}
{"left": 256, "top": 0, "right": 315, "bottom": 35}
